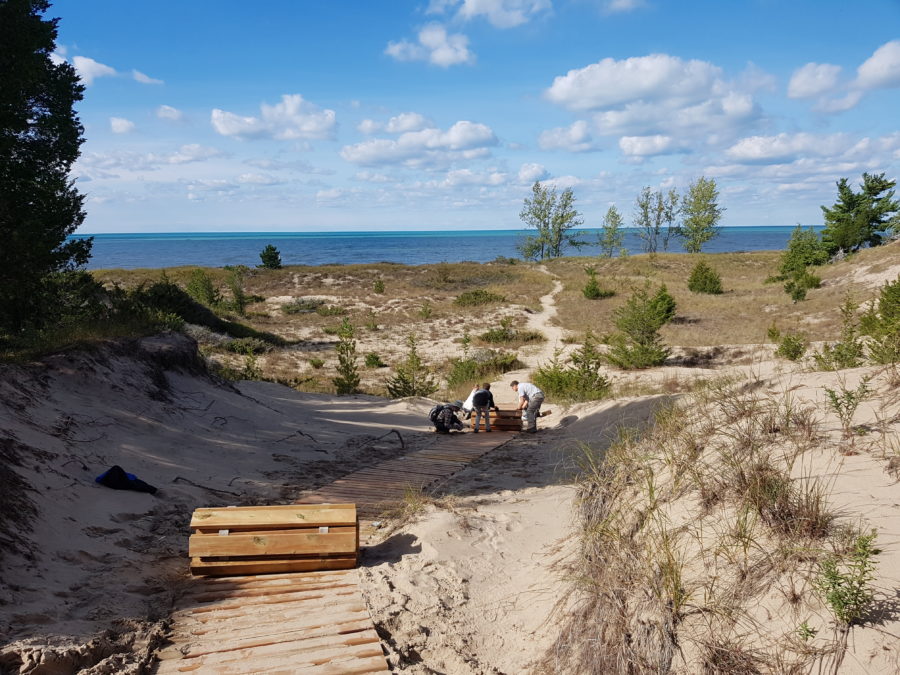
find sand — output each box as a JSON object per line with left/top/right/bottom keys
{"left": 1, "top": 263, "right": 899, "bottom": 674}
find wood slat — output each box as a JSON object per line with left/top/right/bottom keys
{"left": 191, "top": 504, "right": 356, "bottom": 530}
{"left": 189, "top": 531, "right": 357, "bottom": 558}
{"left": 190, "top": 555, "right": 357, "bottom": 576}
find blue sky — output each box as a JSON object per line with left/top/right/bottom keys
{"left": 51, "top": 0, "right": 900, "bottom": 233}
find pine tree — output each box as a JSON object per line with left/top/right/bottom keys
{"left": 0, "top": 0, "right": 92, "bottom": 335}
{"left": 821, "top": 173, "right": 899, "bottom": 255}
{"left": 258, "top": 244, "right": 283, "bottom": 269}
{"left": 332, "top": 318, "right": 360, "bottom": 395}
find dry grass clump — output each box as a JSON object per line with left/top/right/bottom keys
{"left": 542, "top": 376, "right": 877, "bottom": 673}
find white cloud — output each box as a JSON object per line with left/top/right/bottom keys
{"left": 109, "top": 117, "right": 135, "bottom": 134}
{"left": 543, "top": 55, "right": 763, "bottom": 152}
{"left": 212, "top": 94, "right": 336, "bottom": 141}
{"left": 544, "top": 175, "right": 581, "bottom": 190}
{"left": 725, "top": 132, "right": 853, "bottom": 163}
{"left": 619, "top": 134, "right": 675, "bottom": 157}
{"left": 358, "top": 119, "right": 382, "bottom": 134}
{"left": 386, "top": 112, "right": 433, "bottom": 133}
{"left": 441, "top": 168, "right": 507, "bottom": 186}
{"left": 354, "top": 171, "right": 393, "bottom": 183}
{"left": 341, "top": 120, "right": 498, "bottom": 166}
{"left": 132, "top": 69, "right": 163, "bottom": 85}
{"left": 855, "top": 40, "right": 900, "bottom": 90}
{"left": 156, "top": 105, "right": 184, "bottom": 121}
{"left": 814, "top": 91, "right": 863, "bottom": 113}
{"left": 77, "top": 144, "right": 225, "bottom": 177}
{"left": 545, "top": 54, "right": 721, "bottom": 111}
{"left": 244, "top": 158, "right": 331, "bottom": 174}
{"left": 385, "top": 24, "right": 474, "bottom": 67}
{"left": 72, "top": 56, "right": 116, "bottom": 85}
{"left": 237, "top": 173, "right": 281, "bottom": 185}
{"left": 604, "top": 0, "right": 645, "bottom": 13}
{"left": 454, "top": 0, "right": 551, "bottom": 28}
{"left": 788, "top": 62, "right": 842, "bottom": 98}
{"left": 538, "top": 120, "right": 594, "bottom": 152}
{"left": 168, "top": 144, "right": 224, "bottom": 164}
{"left": 518, "top": 163, "right": 549, "bottom": 183}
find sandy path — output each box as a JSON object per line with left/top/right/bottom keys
{"left": 491, "top": 265, "right": 566, "bottom": 408}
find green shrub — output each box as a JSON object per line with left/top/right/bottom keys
{"left": 479, "top": 317, "right": 544, "bottom": 345}
{"left": 225, "top": 267, "right": 248, "bottom": 316}
{"left": 225, "top": 337, "right": 272, "bottom": 354}
{"left": 373, "top": 278, "right": 385, "bottom": 294}
{"left": 775, "top": 332, "right": 807, "bottom": 361}
{"left": 315, "top": 304, "right": 347, "bottom": 317}
{"left": 582, "top": 266, "right": 615, "bottom": 299}
{"left": 784, "top": 269, "right": 821, "bottom": 302}
{"left": 860, "top": 275, "right": 900, "bottom": 364}
{"left": 419, "top": 302, "right": 433, "bottom": 320}
{"left": 445, "top": 350, "right": 520, "bottom": 391}
{"left": 605, "top": 284, "right": 675, "bottom": 369}
{"left": 186, "top": 269, "right": 221, "bottom": 307}
{"left": 282, "top": 297, "right": 325, "bottom": 314}
{"left": 332, "top": 318, "right": 360, "bottom": 395}
{"left": 780, "top": 225, "right": 828, "bottom": 277}
{"left": 365, "top": 352, "right": 387, "bottom": 368}
{"left": 454, "top": 289, "right": 505, "bottom": 306}
{"left": 812, "top": 295, "right": 865, "bottom": 370}
{"left": 687, "top": 260, "right": 723, "bottom": 294}
{"left": 259, "top": 244, "right": 282, "bottom": 269}
{"left": 814, "top": 531, "right": 879, "bottom": 625}
{"left": 533, "top": 333, "right": 611, "bottom": 402}
{"left": 385, "top": 334, "right": 438, "bottom": 398}
{"left": 309, "top": 357, "right": 324, "bottom": 369}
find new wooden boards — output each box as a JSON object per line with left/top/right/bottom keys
{"left": 189, "top": 504, "right": 359, "bottom": 577}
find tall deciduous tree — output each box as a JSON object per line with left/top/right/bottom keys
{"left": 0, "top": 0, "right": 91, "bottom": 334}
{"left": 598, "top": 205, "right": 625, "bottom": 258}
{"left": 634, "top": 187, "right": 679, "bottom": 254}
{"left": 821, "top": 172, "right": 899, "bottom": 255}
{"left": 518, "top": 181, "right": 585, "bottom": 260}
{"left": 678, "top": 176, "right": 723, "bottom": 253}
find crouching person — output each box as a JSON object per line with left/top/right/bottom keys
{"left": 430, "top": 400, "right": 465, "bottom": 434}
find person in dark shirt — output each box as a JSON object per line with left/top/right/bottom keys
{"left": 471, "top": 383, "right": 500, "bottom": 433}
{"left": 433, "top": 400, "right": 465, "bottom": 433}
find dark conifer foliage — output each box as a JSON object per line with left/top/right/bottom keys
{"left": 0, "top": 0, "right": 92, "bottom": 334}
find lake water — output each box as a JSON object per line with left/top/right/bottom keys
{"left": 72, "top": 227, "right": 816, "bottom": 270}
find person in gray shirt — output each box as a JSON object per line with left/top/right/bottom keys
{"left": 509, "top": 380, "right": 544, "bottom": 433}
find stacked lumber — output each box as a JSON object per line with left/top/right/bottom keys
{"left": 469, "top": 408, "right": 552, "bottom": 431}
{"left": 189, "top": 504, "right": 358, "bottom": 577}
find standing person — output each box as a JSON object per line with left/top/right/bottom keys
{"left": 461, "top": 385, "right": 478, "bottom": 420}
{"left": 430, "top": 400, "right": 465, "bottom": 434}
{"left": 510, "top": 380, "right": 544, "bottom": 433}
{"left": 471, "top": 383, "right": 500, "bottom": 433}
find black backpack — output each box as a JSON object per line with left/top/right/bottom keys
{"left": 428, "top": 404, "right": 443, "bottom": 423}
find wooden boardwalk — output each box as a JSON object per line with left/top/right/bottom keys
{"left": 297, "top": 432, "right": 506, "bottom": 518}
{"left": 154, "top": 432, "right": 510, "bottom": 674}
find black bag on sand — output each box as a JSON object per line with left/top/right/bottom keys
{"left": 95, "top": 465, "right": 158, "bottom": 494}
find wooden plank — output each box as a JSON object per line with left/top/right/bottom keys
{"left": 190, "top": 556, "right": 357, "bottom": 577}
{"left": 187, "top": 579, "right": 359, "bottom": 604}
{"left": 189, "top": 531, "right": 357, "bottom": 558}
{"left": 168, "top": 613, "right": 372, "bottom": 641}
{"left": 156, "top": 637, "right": 385, "bottom": 674}
{"left": 175, "top": 621, "right": 381, "bottom": 659}
{"left": 191, "top": 504, "right": 356, "bottom": 530}
{"left": 193, "top": 525, "right": 357, "bottom": 537}
{"left": 172, "top": 594, "right": 365, "bottom": 625}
